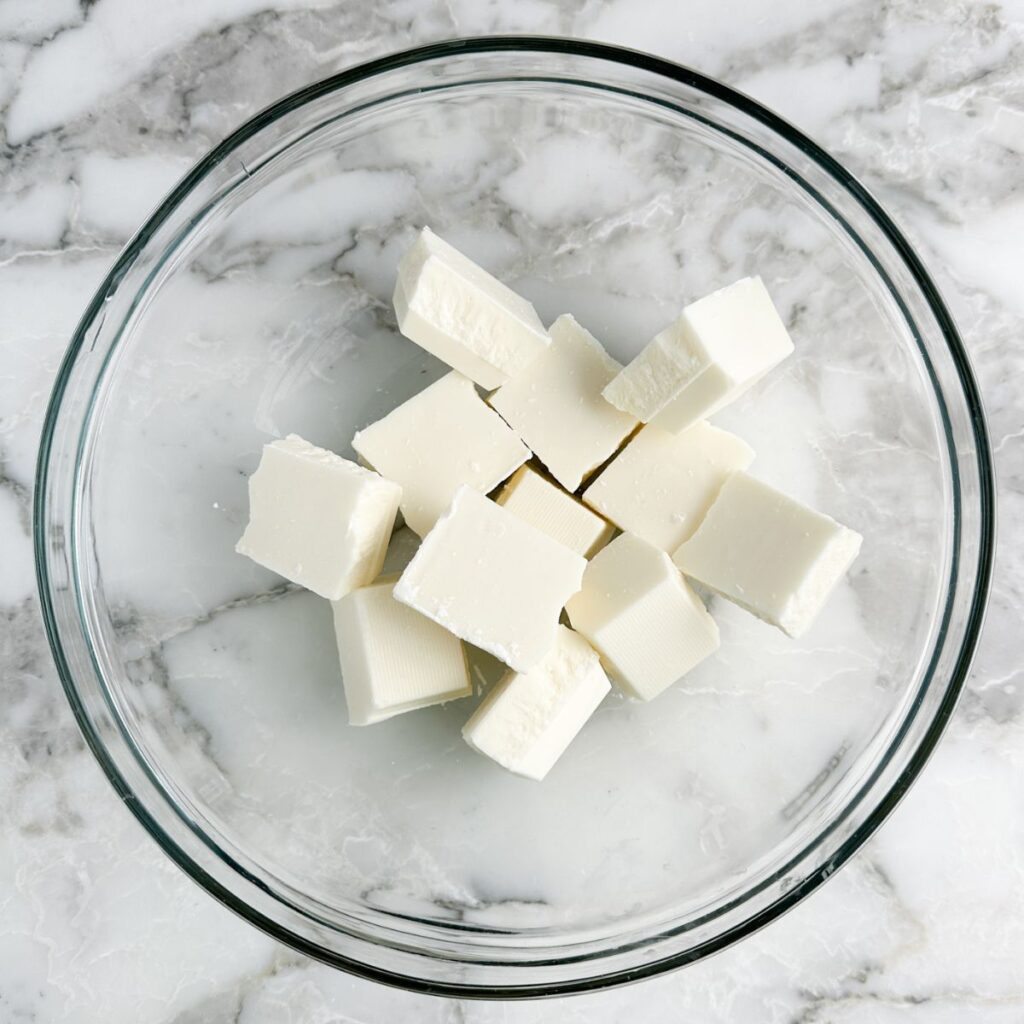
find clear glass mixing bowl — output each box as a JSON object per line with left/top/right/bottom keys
{"left": 34, "top": 38, "right": 994, "bottom": 997}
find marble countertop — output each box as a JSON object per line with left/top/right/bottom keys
{"left": 2, "top": 1, "right": 1022, "bottom": 1020}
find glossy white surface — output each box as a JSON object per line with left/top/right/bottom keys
{"left": 332, "top": 576, "right": 471, "bottom": 725}
{"left": 674, "top": 470, "right": 863, "bottom": 638}
{"left": 496, "top": 465, "right": 616, "bottom": 558}
{"left": 396, "top": 486, "right": 586, "bottom": 672}
{"left": 567, "top": 533, "right": 721, "bottom": 700}
{"left": 353, "top": 371, "right": 528, "bottom": 536}
{"left": 462, "top": 625, "right": 611, "bottom": 781}
{"left": 394, "top": 226, "right": 550, "bottom": 390}
{"left": 236, "top": 434, "right": 401, "bottom": 599}
{"left": 489, "top": 314, "right": 637, "bottom": 492}
{"left": 584, "top": 421, "right": 755, "bottom": 551}
{"left": 603, "top": 276, "right": 795, "bottom": 432}
{"left": 1, "top": 1, "right": 1022, "bottom": 1020}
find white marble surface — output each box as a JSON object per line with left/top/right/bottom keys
{"left": 1, "top": 1, "right": 1022, "bottom": 1020}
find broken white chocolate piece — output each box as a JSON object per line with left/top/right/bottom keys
{"left": 582, "top": 421, "right": 754, "bottom": 552}
{"left": 394, "top": 486, "right": 586, "bottom": 672}
{"left": 497, "top": 465, "right": 615, "bottom": 558}
{"left": 236, "top": 434, "right": 400, "bottom": 600}
{"left": 394, "top": 227, "right": 549, "bottom": 389}
{"left": 566, "top": 533, "right": 719, "bottom": 701}
{"left": 603, "top": 277, "right": 794, "bottom": 434}
{"left": 352, "top": 372, "right": 529, "bottom": 537}
{"left": 462, "top": 625, "right": 610, "bottom": 780}
{"left": 333, "top": 576, "right": 471, "bottom": 725}
{"left": 489, "top": 313, "right": 638, "bottom": 490}
{"left": 673, "top": 471, "right": 862, "bottom": 638}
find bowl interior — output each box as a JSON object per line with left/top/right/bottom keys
{"left": 50, "top": 47, "right": 976, "bottom": 990}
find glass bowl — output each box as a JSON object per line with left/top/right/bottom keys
{"left": 35, "top": 38, "right": 994, "bottom": 997}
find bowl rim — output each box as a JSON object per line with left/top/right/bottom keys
{"left": 34, "top": 35, "right": 996, "bottom": 998}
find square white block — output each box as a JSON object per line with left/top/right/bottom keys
{"left": 488, "top": 314, "right": 638, "bottom": 491}
{"left": 352, "top": 372, "right": 529, "bottom": 537}
{"left": 497, "top": 465, "right": 615, "bottom": 558}
{"left": 462, "top": 625, "right": 610, "bottom": 781}
{"left": 394, "top": 486, "right": 586, "bottom": 672}
{"left": 673, "top": 471, "right": 862, "bottom": 638}
{"left": 603, "top": 277, "right": 794, "bottom": 434}
{"left": 566, "top": 533, "right": 720, "bottom": 701}
{"left": 236, "top": 434, "right": 401, "bottom": 600}
{"left": 333, "top": 575, "right": 471, "bottom": 726}
{"left": 583, "top": 421, "right": 754, "bottom": 552}
{"left": 394, "top": 227, "right": 550, "bottom": 390}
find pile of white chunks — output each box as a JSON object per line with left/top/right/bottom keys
{"left": 236, "top": 228, "right": 861, "bottom": 781}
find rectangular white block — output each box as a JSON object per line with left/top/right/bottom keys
{"left": 488, "top": 314, "right": 638, "bottom": 491}
{"left": 333, "top": 575, "right": 471, "bottom": 726}
{"left": 603, "top": 277, "right": 794, "bottom": 434}
{"left": 673, "top": 471, "right": 862, "bottom": 638}
{"left": 566, "top": 533, "right": 720, "bottom": 701}
{"left": 352, "top": 372, "right": 529, "bottom": 537}
{"left": 582, "top": 421, "right": 754, "bottom": 552}
{"left": 236, "top": 434, "right": 401, "bottom": 600}
{"left": 496, "top": 465, "right": 615, "bottom": 558}
{"left": 394, "top": 486, "right": 586, "bottom": 672}
{"left": 462, "top": 625, "right": 610, "bottom": 781}
{"left": 394, "top": 227, "right": 550, "bottom": 390}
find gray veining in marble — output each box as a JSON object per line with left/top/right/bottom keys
{"left": 1, "top": 1, "right": 1022, "bottom": 1021}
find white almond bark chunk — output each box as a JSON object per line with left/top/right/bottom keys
{"left": 673, "top": 471, "right": 862, "bottom": 638}
{"left": 603, "top": 277, "right": 794, "bottom": 434}
{"left": 352, "top": 372, "right": 529, "bottom": 537}
{"left": 488, "top": 314, "right": 638, "bottom": 490}
{"left": 462, "top": 626, "right": 610, "bottom": 781}
{"left": 333, "top": 576, "right": 471, "bottom": 726}
{"left": 394, "top": 486, "right": 586, "bottom": 672}
{"left": 497, "top": 465, "right": 615, "bottom": 558}
{"left": 394, "top": 227, "right": 550, "bottom": 389}
{"left": 566, "top": 533, "right": 719, "bottom": 701}
{"left": 582, "top": 422, "right": 754, "bottom": 552}
{"left": 236, "top": 434, "right": 400, "bottom": 600}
